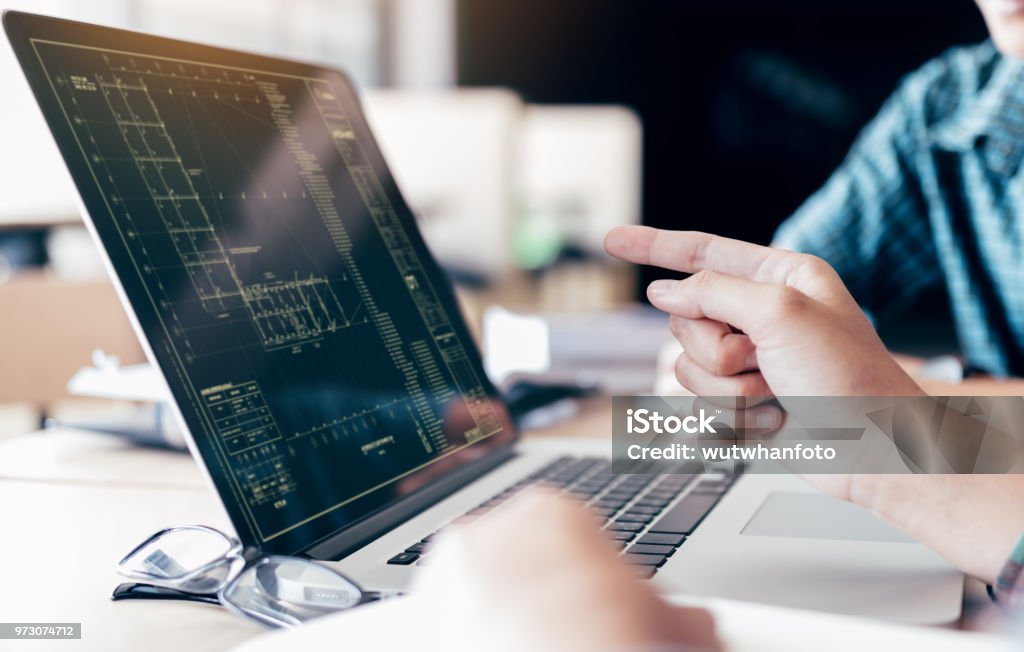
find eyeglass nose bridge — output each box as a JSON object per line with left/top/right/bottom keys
{"left": 240, "top": 546, "right": 265, "bottom": 564}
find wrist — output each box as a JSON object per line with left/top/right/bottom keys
{"left": 845, "top": 474, "right": 917, "bottom": 538}
{"left": 849, "top": 475, "right": 1024, "bottom": 583}
{"left": 846, "top": 473, "right": 889, "bottom": 515}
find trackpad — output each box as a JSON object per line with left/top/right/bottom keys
{"left": 741, "top": 492, "right": 913, "bottom": 543}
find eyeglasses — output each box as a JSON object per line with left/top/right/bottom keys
{"left": 112, "top": 525, "right": 369, "bottom": 628}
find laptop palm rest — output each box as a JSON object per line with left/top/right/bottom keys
{"left": 655, "top": 476, "right": 963, "bottom": 624}
{"left": 741, "top": 493, "right": 913, "bottom": 543}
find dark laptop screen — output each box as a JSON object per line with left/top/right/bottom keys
{"left": 5, "top": 12, "right": 513, "bottom": 553}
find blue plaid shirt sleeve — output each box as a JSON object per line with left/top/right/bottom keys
{"left": 773, "top": 69, "right": 944, "bottom": 319}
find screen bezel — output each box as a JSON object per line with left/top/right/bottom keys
{"left": 3, "top": 9, "right": 519, "bottom": 556}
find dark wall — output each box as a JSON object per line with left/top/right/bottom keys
{"left": 457, "top": 0, "right": 988, "bottom": 254}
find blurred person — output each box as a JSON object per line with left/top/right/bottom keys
{"left": 773, "top": 0, "right": 1024, "bottom": 377}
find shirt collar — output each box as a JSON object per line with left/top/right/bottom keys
{"left": 932, "top": 53, "right": 1024, "bottom": 177}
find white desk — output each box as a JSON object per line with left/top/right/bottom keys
{"left": 0, "top": 430, "right": 257, "bottom": 651}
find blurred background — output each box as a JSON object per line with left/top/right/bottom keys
{"left": 0, "top": 0, "right": 990, "bottom": 436}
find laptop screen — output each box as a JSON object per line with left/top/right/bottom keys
{"left": 5, "top": 12, "right": 514, "bottom": 553}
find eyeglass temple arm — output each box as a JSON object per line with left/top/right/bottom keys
{"left": 110, "top": 582, "right": 222, "bottom": 606}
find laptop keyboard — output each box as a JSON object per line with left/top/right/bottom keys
{"left": 386, "top": 456, "right": 737, "bottom": 578}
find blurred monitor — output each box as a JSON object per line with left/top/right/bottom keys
{"left": 517, "top": 105, "right": 641, "bottom": 258}
{"left": 362, "top": 88, "right": 522, "bottom": 278}
{"left": 0, "top": 2, "right": 83, "bottom": 225}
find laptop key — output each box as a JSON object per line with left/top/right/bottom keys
{"left": 634, "top": 499, "right": 670, "bottom": 509}
{"left": 625, "top": 505, "right": 662, "bottom": 515}
{"left": 657, "top": 474, "right": 696, "bottom": 488}
{"left": 604, "top": 490, "right": 640, "bottom": 499}
{"left": 636, "top": 533, "right": 686, "bottom": 546}
{"left": 645, "top": 489, "right": 681, "bottom": 498}
{"left": 690, "top": 481, "right": 729, "bottom": 495}
{"left": 605, "top": 530, "right": 637, "bottom": 542}
{"left": 626, "top": 543, "right": 674, "bottom": 556}
{"left": 642, "top": 496, "right": 677, "bottom": 506}
{"left": 405, "top": 542, "right": 427, "bottom": 553}
{"left": 615, "top": 513, "right": 653, "bottom": 524}
{"left": 648, "top": 494, "right": 719, "bottom": 535}
{"left": 388, "top": 552, "right": 420, "bottom": 565}
{"left": 606, "top": 522, "right": 645, "bottom": 532}
{"left": 624, "top": 553, "right": 668, "bottom": 567}
{"left": 690, "top": 488, "right": 727, "bottom": 496}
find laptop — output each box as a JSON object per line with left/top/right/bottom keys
{"left": 4, "top": 10, "right": 963, "bottom": 624}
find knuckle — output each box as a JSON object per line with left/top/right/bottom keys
{"left": 772, "top": 286, "right": 807, "bottom": 318}
{"left": 708, "top": 341, "right": 732, "bottom": 376}
{"left": 797, "top": 253, "right": 841, "bottom": 285}
{"left": 674, "top": 353, "right": 693, "bottom": 387}
{"left": 717, "top": 336, "right": 748, "bottom": 374}
{"left": 668, "top": 315, "right": 687, "bottom": 338}
{"left": 799, "top": 254, "right": 831, "bottom": 275}
{"left": 690, "top": 269, "right": 719, "bottom": 290}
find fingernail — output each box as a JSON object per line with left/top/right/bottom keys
{"left": 648, "top": 280, "right": 677, "bottom": 298}
{"left": 757, "top": 408, "right": 779, "bottom": 429}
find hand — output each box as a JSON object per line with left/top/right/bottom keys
{"left": 413, "top": 490, "right": 721, "bottom": 652}
{"left": 604, "top": 225, "right": 923, "bottom": 399}
{"left": 605, "top": 226, "right": 1024, "bottom": 583}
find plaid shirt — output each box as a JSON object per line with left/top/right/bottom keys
{"left": 774, "top": 41, "right": 1024, "bottom": 376}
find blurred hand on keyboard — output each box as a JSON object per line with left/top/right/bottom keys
{"left": 412, "top": 489, "right": 721, "bottom": 652}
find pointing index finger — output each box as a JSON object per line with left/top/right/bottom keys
{"left": 604, "top": 225, "right": 796, "bottom": 283}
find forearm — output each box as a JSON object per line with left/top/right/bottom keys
{"left": 850, "top": 474, "right": 1024, "bottom": 583}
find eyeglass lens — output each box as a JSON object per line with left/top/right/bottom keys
{"left": 120, "top": 527, "right": 237, "bottom": 594}
{"left": 221, "top": 556, "right": 363, "bottom": 628}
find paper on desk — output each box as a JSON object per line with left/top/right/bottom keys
{"left": 231, "top": 594, "right": 1016, "bottom": 652}
{"left": 67, "top": 362, "right": 170, "bottom": 403}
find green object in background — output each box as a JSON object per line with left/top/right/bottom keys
{"left": 513, "top": 212, "right": 564, "bottom": 270}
